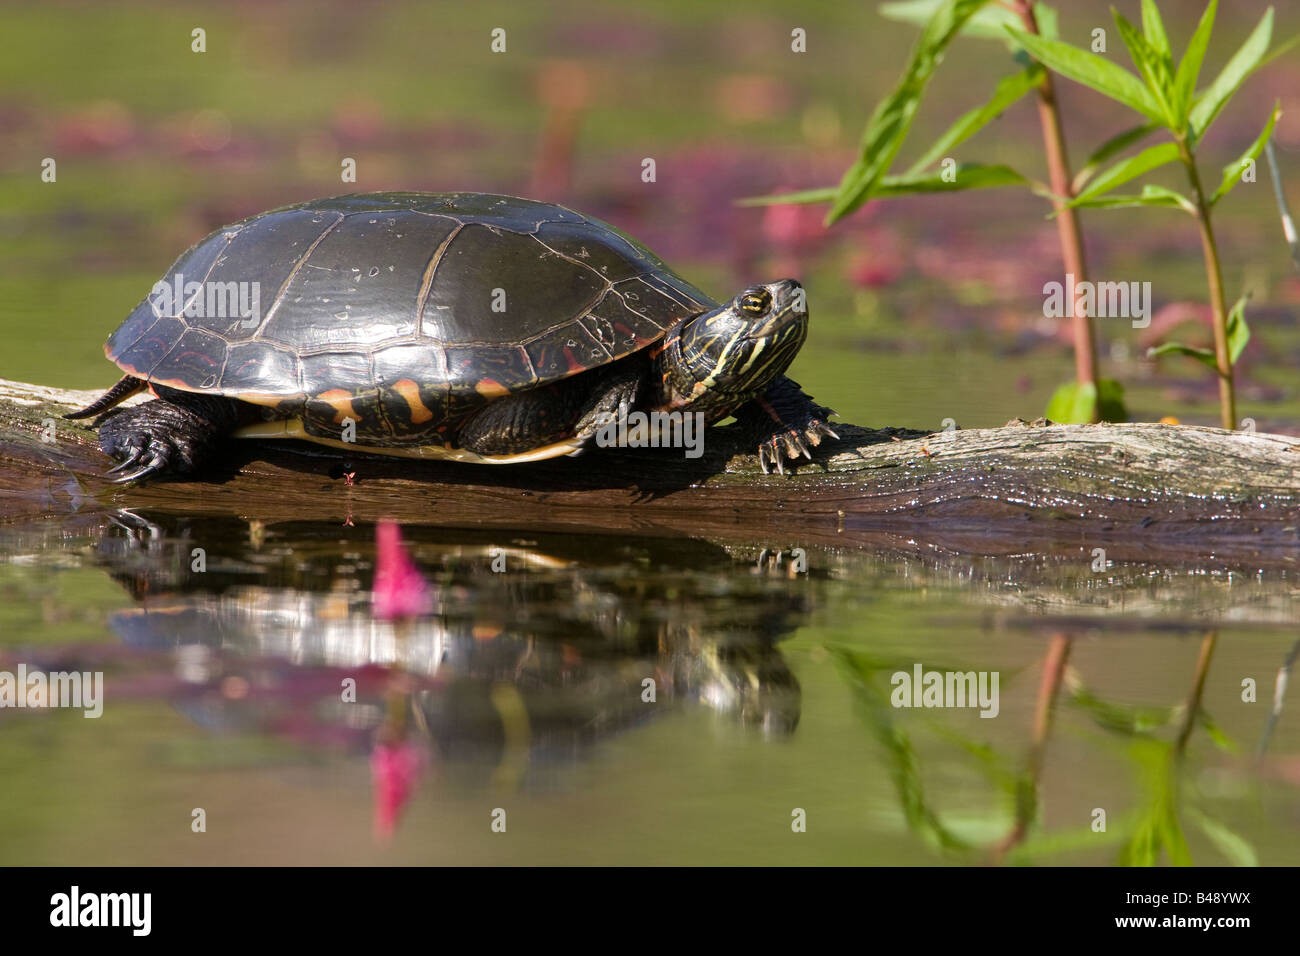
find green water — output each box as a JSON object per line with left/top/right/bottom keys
{"left": 2, "top": 515, "right": 1297, "bottom": 865}
{"left": 2, "top": 0, "right": 1298, "bottom": 865}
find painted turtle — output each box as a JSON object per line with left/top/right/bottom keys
{"left": 71, "top": 192, "right": 837, "bottom": 481}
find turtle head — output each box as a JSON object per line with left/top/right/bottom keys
{"left": 666, "top": 279, "right": 808, "bottom": 416}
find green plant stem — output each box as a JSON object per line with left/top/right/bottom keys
{"left": 1011, "top": 0, "right": 1100, "bottom": 420}
{"left": 1177, "top": 140, "right": 1236, "bottom": 430}
{"left": 1175, "top": 630, "right": 1218, "bottom": 756}
{"left": 991, "top": 631, "right": 1072, "bottom": 862}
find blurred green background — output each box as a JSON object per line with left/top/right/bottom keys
{"left": 2, "top": 0, "right": 1298, "bottom": 431}
{"left": 1, "top": 0, "right": 1299, "bottom": 867}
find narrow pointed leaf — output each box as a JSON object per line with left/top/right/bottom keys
{"left": 1035, "top": 5, "right": 1059, "bottom": 42}
{"left": 1188, "top": 7, "right": 1273, "bottom": 143}
{"left": 1006, "top": 28, "right": 1165, "bottom": 123}
{"left": 1148, "top": 341, "right": 1218, "bottom": 371}
{"left": 1210, "top": 104, "right": 1281, "bottom": 205}
{"left": 1173, "top": 0, "right": 1216, "bottom": 125}
{"left": 1073, "top": 123, "right": 1158, "bottom": 192}
{"left": 879, "top": 0, "right": 1060, "bottom": 46}
{"left": 1113, "top": 10, "right": 1175, "bottom": 124}
{"left": 736, "top": 187, "right": 837, "bottom": 207}
{"left": 1141, "top": 0, "right": 1170, "bottom": 58}
{"left": 1259, "top": 31, "right": 1300, "bottom": 71}
{"left": 1068, "top": 183, "right": 1195, "bottom": 214}
{"left": 1189, "top": 810, "right": 1258, "bottom": 867}
{"left": 1227, "top": 294, "right": 1251, "bottom": 364}
{"left": 1067, "top": 142, "right": 1180, "bottom": 206}
{"left": 906, "top": 65, "right": 1042, "bottom": 176}
{"left": 878, "top": 0, "right": 1015, "bottom": 39}
{"left": 829, "top": 0, "right": 998, "bottom": 224}
{"left": 876, "top": 163, "right": 1027, "bottom": 196}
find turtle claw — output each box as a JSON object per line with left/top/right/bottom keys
{"left": 758, "top": 431, "right": 806, "bottom": 474}
{"left": 805, "top": 420, "right": 840, "bottom": 445}
{"left": 758, "top": 421, "right": 831, "bottom": 474}
{"left": 106, "top": 450, "right": 168, "bottom": 484}
{"left": 104, "top": 456, "right": 140, "bottom": 476}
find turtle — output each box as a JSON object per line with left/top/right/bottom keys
{"left": 69, "top": 192, "right": 838, "bottom": 482}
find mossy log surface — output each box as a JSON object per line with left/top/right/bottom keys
{"left": 1, "top": 378, "right": 1297, "bottom": 564}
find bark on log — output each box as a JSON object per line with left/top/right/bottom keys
{"left": 1, "top": 378, "right": 1297, "bottom": 565}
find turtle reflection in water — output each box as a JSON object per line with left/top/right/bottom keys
{"left": 98, "top": 514, "right": 806, "bottom": 788}
{"left": 71, "top": 193, "right": 838, "bottom": 480}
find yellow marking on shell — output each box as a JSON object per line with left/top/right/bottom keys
{"left": 392, "top": 379, "right": 434, "bottom": 424}
{"left": 231, "top": 418, "right": 585, "bottom": 464}
{"left": 475, "top": 378, "right": 510, "bottom": 399}
{"left": 231, "top": 391, "right": 297, "bottom": 408}
{"left": 316, "top": 389, "right": 359, "bottom": 424}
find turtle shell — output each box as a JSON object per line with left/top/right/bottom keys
{"left": 105, "top": 192, "right": 715, "bottom": 444}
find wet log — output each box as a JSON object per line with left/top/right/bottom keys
{"left": 1, "top": 377, "right": 1297, "bottom": 564}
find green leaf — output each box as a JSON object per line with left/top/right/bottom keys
{"left": 829, "top": 0, "right": 998, "bottom": 224}
{"left": 1072, "top": 123, "right": 1159, "bottom": 193}
{"left": 878, "top": 0, "right": 1060, "bottom": 48}
{"left": 1045, "top": 381, "right": 1096, "bottom": 423}
{"left": 841, "top": 3, "right": 999, "bottom": 212}
{"left": 1209, "top": 103, "right": 1281, "bottom": 205}
{"left": 736, "top": 187, "right": 837, "bottom": 207}
{"left": 1227, "top": 293, "right": 1250, "bottom": 364}
{"left": 905, "top": 66, "right": 1043, "bottom": 176}
{"left": 1188, "top": 809, "right": 1258, "bottom": 866}
{"left": 1113, "top": 10, "right": 1176, "bottom": 125}
{"left": 831, "top": 647, "right": 975, "bottom": 857}
{"left": 1035, "top": 5, "right": 1059, "bottom": 42}
{"left": 1148, "top": 340, "right": 1218, "bottom": 371}
{"left": 1098, "top": 378, "right": 1128, "bottom": 422}
{"left": 1173, "top": 0, "right": 1216, "bottom": 125}
{"left": 1070, "top": 183, "right": 1195, "bottom": 214}
{"left": 1160, "top": 802, "right": 1193, "bottom": 866}
{"left": 1197, "top": 710, "right": 1237, "bottom": 752}
{"left": 1140, "top": 0, "right": 1171, "bottom": 59}
{"left": 876, "top": 163, "right": 1027, "bottom": 196}
{"left": 1067, "top": 142, "right": 1181, "bottom": 207}
{"left": 1069, "top": 680, "right": 1170, "bottom": 735}
{"left": 738, "top": 164, "right": 1028, "bottom": 207}
{"left": 1259, "top": 31, "right": 1300, "bottom": 72}
{"left": 1188, "top": 7, "right": 1273, "bottom": 144}
{"left": 1006, "top": 28, "right": 1165, "bottom": 123}
{"left": 878, "top": 0, "right": 1017, "bottom": 40}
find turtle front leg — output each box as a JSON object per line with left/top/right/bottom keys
{"left": 733, "top": 376, "right": 838, "bottom": 474}
{"left": 95, "top": 388, "right": 244, "bottom": 483}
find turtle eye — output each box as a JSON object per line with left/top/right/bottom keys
{"left": 740, "top": 289, "right": 772, "bottom": 315}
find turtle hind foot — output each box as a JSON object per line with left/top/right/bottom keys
{"left": 96, "top": 398, "right": 229, "bottom": 483}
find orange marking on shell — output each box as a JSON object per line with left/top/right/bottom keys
{"left": 236, "top": 392, "right": 295, "bottom": 408}
{"left": 562, "top": 348, "right": 586, "bottom": 374}
{"left": 318, "top": 389, "right": 359, "bottom": 423}
{"left": 393, "top": 379, "right": 434, "bottom": 424}
{"left": 475, "top": 378, "right": 510, "bottom": 399}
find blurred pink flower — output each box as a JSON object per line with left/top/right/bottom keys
{"left": 373, "top": 519, "right": 431, "bottom": 621}
{"left": 846, "top": 242, "right": 903, "bottom": 289}
{"left": 371, "top": 738, "right": 425, "bottom": 841}
{"left": 761, "top": 199, "right": 825, "bottom": 250}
